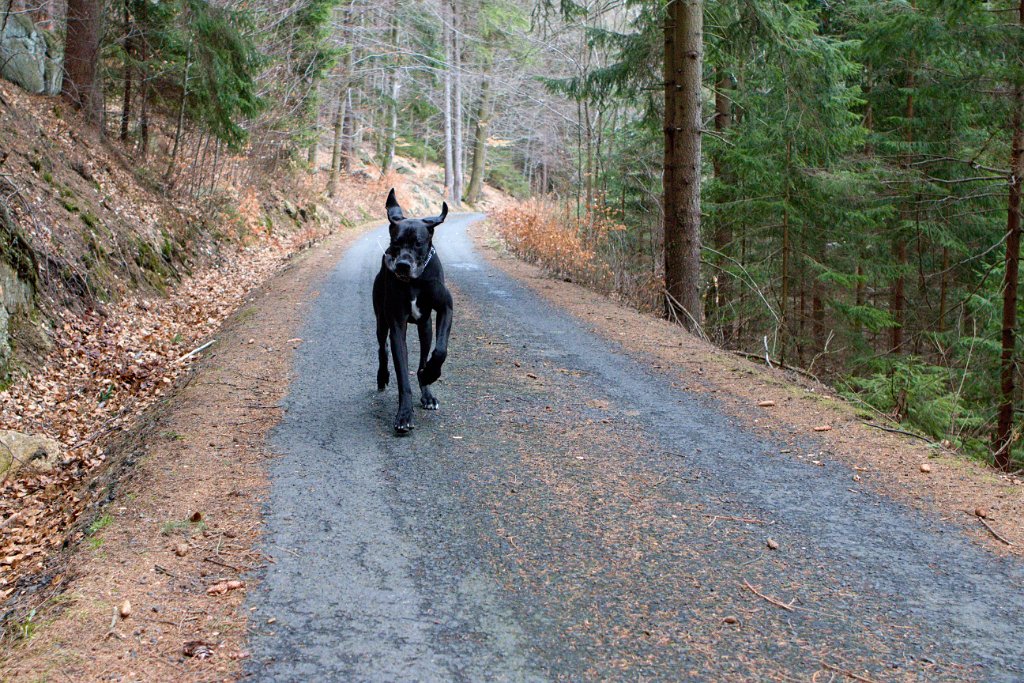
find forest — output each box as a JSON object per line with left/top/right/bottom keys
{"left": 3, "top": 0, "right": 1022, "bottom": 473}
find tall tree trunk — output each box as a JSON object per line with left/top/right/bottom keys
{"left": 328, "top": 86, "right": 344, "bottom": 197}
{"left": 381, "top": 4, "right": 400, "bottom": 175}
{"left": 168, "top": 20, "right": 193, "bottom": 178}
{"left": 938, "top": 246, "right": 949, "bottom": 334}
{"left": 662, "top": 0, "right": 704, "bottom": 331}
{"left": 451, "top": 0, "right": 463, "bottom": 206}
{"left": 891, "top": 64, "right": 915, "bottom": 354}
{"left": 137, "top": 24, "right": 151, "bottom": 159}
{"left": 995, "top": 64, "right": 1024, "bottom": 469}
{"left": 307, "top": 81, "right": 320, "bottom": 170}
{"left": 341, "top": 88, "right": 354, "bottom": 173}
{"left": 119, "top": 0, "right": 134, "bottom": 142}
{"left": 465, "top": 75, "right": 492, "bottom": 205}
{"left": 712, "top": 67, "right": 733, "bottom": 344}
{"left": 63, "top": 0, "right": 104, "bottom": 127}
{"left": 442, "top": 7, "right": 454, "bottom": 201}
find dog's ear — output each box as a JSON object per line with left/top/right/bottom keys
{"left": 422, "top": 202, "right": 449, "bottom": 232}
{"left": 385, "top": 188, "right": 405, "bottom": 225}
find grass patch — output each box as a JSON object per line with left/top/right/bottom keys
{"left": 161, "top": 518, "right": 207, "bottom": 537}
{"left": 87, "top": 514, "right": 113, "bottom": 536}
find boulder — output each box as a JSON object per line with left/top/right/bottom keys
{"left": 0, "top": 203, "right": 36, "bottom": 370}
{"left": 0, "top": 13, "right": 63, "bottom": 95}
{"left": 282, "top": 200, "right": 298, "bottom": 218}
{"left": 0, "top": 430, "right": 62, "bottom": 478}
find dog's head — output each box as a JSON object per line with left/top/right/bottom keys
{"left": 383, "top": 188, "right": 448, "bottom": 281}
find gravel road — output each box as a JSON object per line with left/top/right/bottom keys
{"left": 246, "top": 213, "right": 1024, "bottom": 682}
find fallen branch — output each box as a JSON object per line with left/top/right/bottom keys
{"left": 978, "top": 517, "right": 1013, "bottom": 546}
{"left": 177, "top": 339, "right": 217, "bottom": 363}
{"left": 731, "top": 350, "right": 823, "bottom": 384}
{"left": 203, "top": 555, "right": 244, "bottom": 572}
{"left": 705, "top": 514, "right": 768, "bottom": 525}
{"left": 742, "top": 579, "right": 795, "bottom": 611}
{"left": 858, "top": 421, "right": 935, "bottom": 445}
{"left": 820, "top": 661, "right": 882, "bottom": 683}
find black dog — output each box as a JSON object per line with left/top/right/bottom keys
{"left": 373, "top": 189, "right": 453, "bottom": 434}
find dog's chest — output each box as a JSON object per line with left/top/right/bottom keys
{"left": 410, "top": 296, "right": 422, "bottom": 321}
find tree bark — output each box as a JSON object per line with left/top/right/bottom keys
{"left": 168, "top": 16, "right": 193, "bottom": 177}
{"left": 307, "top": 81, "right": 320, "bottom": 170}
{"left": 465, "top": 75, "right": 492, "bottom": 205}
{"left": 662, "top": 0, "right": 704, "bottom": 331}
{"left": 137, "top": 21, "right": 151, "bottom": 159}
{"left": 381, "top": 3, "right": 400, "bottom": 175}
{"left": 443, "top": 6, "right": 454, "bottom": 201}
{"left": 328, "top": 86, "right": 344, "bottom": 197}
{"left": 63, "top": 0, "right": 104, "bottom": 127}
{"left": 995, "top": 71, "right": 1024, "bottom": 469}
{"left": 451, "top": 0, "right": 463, "bottom": 206}
{"left": 712, "top": 67, "right": 733, "bottom": 344}
{"left": 891, "top": 68, "right": 915, "bottom": 354}
{"left": 119, "top": 0, "right": 134, "bottom": 142}
{"left": 341, "top": 88, "right": 354, "bottom": 173}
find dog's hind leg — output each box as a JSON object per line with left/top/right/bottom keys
{"left": 416, "top": 319, "right": 438, "bottom": 410}
{"left": 376, "top": 316, "right": 390, "bottom": 391}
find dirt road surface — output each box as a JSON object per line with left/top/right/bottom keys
{"left": 246, "top": 214, "right": 1024, "bottom": 682}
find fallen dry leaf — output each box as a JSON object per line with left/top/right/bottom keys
{"left": 757, "top": 400, "right": 775, "bottom": 408}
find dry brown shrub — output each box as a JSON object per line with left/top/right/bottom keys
{"left": 493, "top": 200, "right": 614, "bottom": 287}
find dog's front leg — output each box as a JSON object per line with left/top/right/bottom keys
{"left": 416, "top": 320, "right": 438, "bottom": 410}
{"left": 388, "top": 320, "right": 414, "bottom": 433}
{"left": 418, "top": 295, "right": 452, "bottom": 386}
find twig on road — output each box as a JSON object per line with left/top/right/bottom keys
{"left": 742, "top": 579, "right": 795, "bottom": 611}
{"left": 820, "top": 661, "right": 882, "bottom": 683}
{"left": 705, "top": 514, "right": 769, "bottom": 525}
{"left": 978, "top": 517, "right": 1013, "bottom": 546}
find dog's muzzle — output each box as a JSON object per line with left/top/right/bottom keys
{"left": 384, "top": 247, "right": 435, "bottom": 282}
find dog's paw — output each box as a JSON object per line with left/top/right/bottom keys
{"left": 377, "top": 367, "right": 390, "bottom": 391}
{"left": 418, "top": 363, "right": 441, "bottom": 386}
{"left": 394, "top": 408, "right": 414, "bottom": 434}
{"left": 420, "top": 391, "right": 438, "bottom": 410}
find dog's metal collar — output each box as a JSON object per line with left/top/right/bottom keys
{"left": 422, "top": 246, "right": 436, "bottom": 269}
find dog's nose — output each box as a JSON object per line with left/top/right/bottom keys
{"left": 395, "top": 261, "right": 412, "bottom": 275}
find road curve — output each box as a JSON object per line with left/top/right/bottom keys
{"left": 246, "top": 214, "right": 1024, "bottom": 681}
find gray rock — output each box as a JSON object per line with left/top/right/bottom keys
{"left": 0, "top": 12, "right": 63, "bottom": 95}
{"left": 0, "top": 202, "right": 36, "bottom": 370}
{"left": 0, "top": 430, "right": 62, "bottom": 477}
